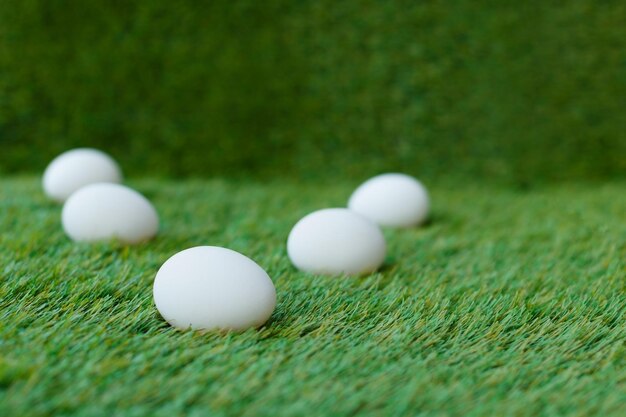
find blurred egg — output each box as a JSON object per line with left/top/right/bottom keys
{"left": 43, "top": 148, "right": 122, "bottom": 202}
{"left": 153, "top": 246, "right": 276, "bottom": 331}
{"left": 287, "top": 208, "right": 386, "bottom": 276}
{"left": 348, "top": 173, "right": 430, "bottom": 228}
{"left": 62, "top": 183, "right": 158, "bottom": 244}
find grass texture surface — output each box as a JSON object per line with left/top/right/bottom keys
{"left": 0, "top": 177, "right": 625, "bottom": 416}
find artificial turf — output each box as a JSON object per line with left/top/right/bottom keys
{"left": 0, "top": 177, "right": 624, "bottom": 416}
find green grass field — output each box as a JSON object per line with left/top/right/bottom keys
{"left": 1, "top": 177, "right": 624, "bottom": 416}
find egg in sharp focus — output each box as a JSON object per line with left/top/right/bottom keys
{"left": 153, "top": 246, "right": 277, "bottom": 332}
{"left": 287, "top": 208, "right": 386, "bottom": 276}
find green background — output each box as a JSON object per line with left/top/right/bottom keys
{"left": 1, "top": 0, "right": 624, "bottom": 182}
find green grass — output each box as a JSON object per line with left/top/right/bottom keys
{"left": 0, "top": 177, "right": 624, "bottom": 416}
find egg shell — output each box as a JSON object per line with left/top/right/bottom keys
{"left": 153, "top": 246, "right": 276, "bottom": 332}
{"left": 43, "top": 148, "right": 123, "bottom": 202}
{"left": 348, "top": 173, "right": 430, "bottom": 228}
{"left": 62, "top": 183, "right": 158, "bottom": 244}
{"left": 287, "top": 208, "right": 386, "bottom": 276}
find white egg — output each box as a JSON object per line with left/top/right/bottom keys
{"left": 287, "top": 208, "right": 386, "bottom": 276}
{"left": 62, "top": 183, "right": 158, "bottom": 244}
{"left": 43, "top": 148, "right": 122, "bottom": 202}
{"left": 348, "top": 173, "right": 430, "bottom": 228}
{"left": 153, "top": 246, "right": 276, "bottom": 332}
